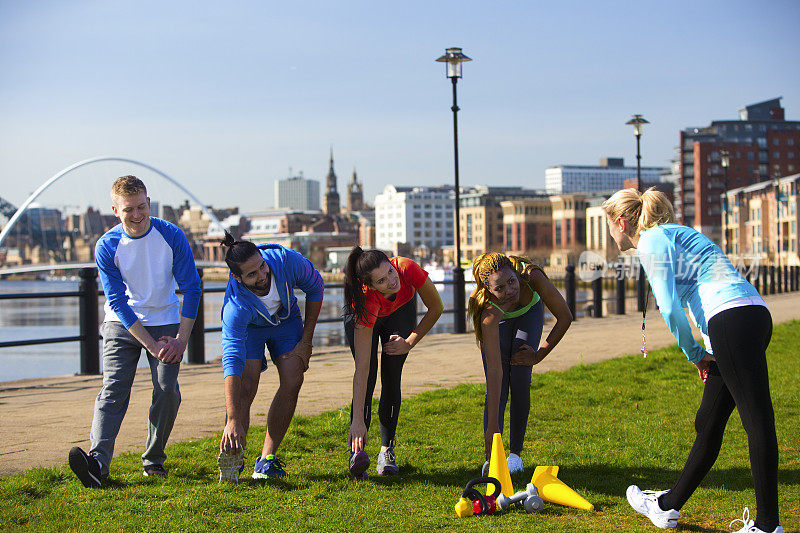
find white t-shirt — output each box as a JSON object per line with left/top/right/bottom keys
{"left": 258, "top": 275, "right": 282, "bottom": 316}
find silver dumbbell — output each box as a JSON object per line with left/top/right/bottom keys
{"left": 498, "top": 483, "right": 544, "bottom": 513}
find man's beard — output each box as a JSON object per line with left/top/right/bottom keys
{"left": 245, "top": 272, "right": 270, "bottom": 295}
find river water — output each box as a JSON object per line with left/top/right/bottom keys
{"left": 0, "top": 279, "right": 611, "bottom": 382}
{"left": 0, "top": 279, "right": 472, "bottom": 382}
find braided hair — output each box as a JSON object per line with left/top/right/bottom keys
{"left": 467, "top": 252, "right": 546, "bottom": 343}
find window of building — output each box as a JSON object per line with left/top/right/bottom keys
{"left": 773, "top": 138, "right": 780, "bottom": 146}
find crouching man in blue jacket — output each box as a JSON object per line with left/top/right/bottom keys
{"left": 216, "top": 232, "right": 323, "bottom": 482}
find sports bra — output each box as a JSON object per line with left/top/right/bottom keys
{"left": 489, "top": 282, "right": 540, "bottom": 320}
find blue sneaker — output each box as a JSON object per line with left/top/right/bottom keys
{"left": 252, "top": 455, "right": 288, "bottom": 479}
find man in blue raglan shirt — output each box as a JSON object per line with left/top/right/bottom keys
{"left": 68, "top": 175, "right": 201, "bottom": 488}
{"left": 216, "top": 232, "right": 323, "bottom": 482}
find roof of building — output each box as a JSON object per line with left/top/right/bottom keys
{"left": 725, "top": 173, "right": 800, "bottom": 196}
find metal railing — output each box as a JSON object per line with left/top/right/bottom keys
{"left": 2, "top": 264, "right": 798, "bottom": 376}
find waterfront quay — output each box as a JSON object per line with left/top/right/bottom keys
{"left": 1, "top": 291, "right": 799, "bottom": 477}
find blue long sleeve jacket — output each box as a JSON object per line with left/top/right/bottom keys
{"left": 221, "top": 243, "right": 324, "bottom": 377}
{"left": 637, "top": 223, "right": 761, "bottom": 364}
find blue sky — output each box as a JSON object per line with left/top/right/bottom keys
{"left": 1, "top": 0, "right": 799, "bottom": 213}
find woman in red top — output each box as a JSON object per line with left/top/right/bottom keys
{"left": 343, "top": 247, "right": 443, "bottom": 479}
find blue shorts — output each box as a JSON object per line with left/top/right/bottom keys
{"left": 244, "top": 314, "right": 303, "bottom": 371}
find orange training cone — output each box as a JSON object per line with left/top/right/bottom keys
{"left": 531, "top": 466, "right": 594, "bottom": 512}
{"left": 488, "top": 433, "right": 514, "bottom": 497}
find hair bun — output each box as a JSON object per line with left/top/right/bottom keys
{"left": 220, "top": 230, "right": 236, "bottom": 247}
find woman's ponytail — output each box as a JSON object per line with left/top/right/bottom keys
{"left": 342, "top": 247, "right": 390, "bottom": 324}
{"left": 343, "top": 246, "right": 366, "bottom": 322}
{"left": 602, "top": 187, "right": 673, "bottom": 237}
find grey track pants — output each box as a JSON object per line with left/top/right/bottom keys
{"left": 89, "top": 321, "right": 181, "bottom": 475}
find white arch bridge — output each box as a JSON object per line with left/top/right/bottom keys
{"left": 0, "top": 156, "right": 225, "bottom": 250}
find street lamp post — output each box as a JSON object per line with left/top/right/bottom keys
{"left": 436, "top": 47, "right": 472, "bottom": 334}
{"left": 774, "top": 176, "right": 783, "bottom": 283}
{"left": 626, "top": 114, "right": 649, "bottom": 311}
{"left": 626, "top": 114, "right": 649, "bottom": 191}
{"left": 721, "top": 149, "right": 730, "bottom": 253}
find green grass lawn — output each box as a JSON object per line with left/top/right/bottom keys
{"left": 2, "top": 322, "right": 799, "bottom": 532}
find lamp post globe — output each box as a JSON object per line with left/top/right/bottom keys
{"left": 626, "top": 114, "right": 649, "bottom": 191}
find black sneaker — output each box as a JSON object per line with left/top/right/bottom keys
{"left": 68, "top": 446, "right": 103, "bottom": 488}
{"left": 143, "top": 464, "right": 168, "bottom": 477}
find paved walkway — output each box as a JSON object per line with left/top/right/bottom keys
{"left": 2, "top": 292, "right": 798, "bottom": 477}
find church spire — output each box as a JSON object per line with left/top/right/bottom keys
{"left": 346, "top": 166, "right": 363, "bottom": 213}
{"left": 323, "top": 147, "right": 340, "bottom": 216}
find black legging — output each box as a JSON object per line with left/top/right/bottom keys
{"left": 658, "top": 305, "right": 779, "bottom": 532}
{"left": 345, "top": 296, "right": 418, "bottom": 448}
{"left": 481, "top": 300, "right": 544, "bottom": 455}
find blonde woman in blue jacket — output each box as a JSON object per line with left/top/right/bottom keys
{"left": 604, "top": 188, "right": 782, "bottom": 533}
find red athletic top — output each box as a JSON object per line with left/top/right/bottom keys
{"left": 358, "top": 257, "right": 429, "bottom": 327}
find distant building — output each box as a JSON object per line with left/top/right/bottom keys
{"left": 499, "top": 196, "right": 553, "bottom": 263}
{"left": 345, "top": 169, "right": 364, "bottom": 213}
{"left": 585, "top": 196, "right": 618, "bottom": 264}
{"left": 545, "top": 158, "right": 665, "bottom": 195}
{"left": 722, "top": 173, "right": 800, "bottom": 267}
{"left": 64, "top": 206, "right": 111, "bottom": 237}
{"left": 349, "top": 210, "right": 375, "bottom": 248}
{"left": 0, "top": 196, "right": 16, "bottom": 228}
{"left": 459, "top": 186, "right": 545, "bottom": 261}
{"left": 323, "top": 149, "right": 341, "bottom": 216}
{"left": 674, "top": 97, "right": 800, "bottom": 243}
{"left": 549, "top": 194, "right": 589, "bottom": 268}
{"left": 223, "top": 209, "right": 358, "bottom": 269}
{"left": 374, "top": 184, "right": 454, "bottom": 253}
{"left": 275, "top": 173, "right": 321, "bottom": 212}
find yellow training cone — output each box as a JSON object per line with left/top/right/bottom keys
{"left": 531, "top": 466, "right": 594, "bottom": 512}
{"left": 488, "top": 433, "right": 514, "bottom": 497}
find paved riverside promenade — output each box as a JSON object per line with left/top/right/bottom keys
{"left": 1, "top": 292, "right": 799, "bottom": 477}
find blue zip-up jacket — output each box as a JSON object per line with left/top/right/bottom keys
{"left": 221, "top": 243, "right": 324, "bottom": 377}
{"left": 638, "top": 223, "right": 762, "bottom": 364}
{"left": 95, "top": 217, "right": 201, "bottom": 329}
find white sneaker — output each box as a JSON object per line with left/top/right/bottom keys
{"left": 626, "top": 485, "right": 679, "bottom": 529}
{"left": 729, "top": 507, "right": 784, "bottom": 533}
{"left": 217, "top": 449, "right": 245, "bottom": 483}
{"left": 507, "top": 453, "right": 524, "bottom": 474}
